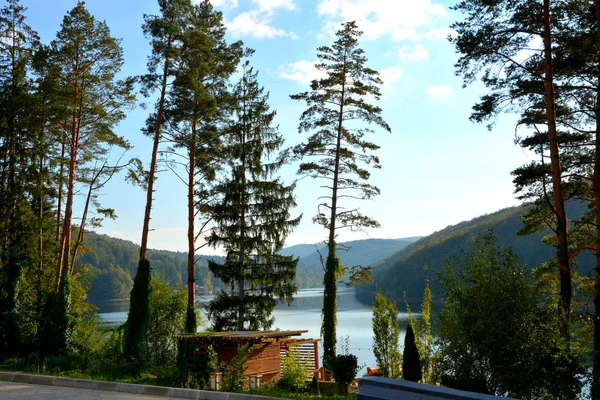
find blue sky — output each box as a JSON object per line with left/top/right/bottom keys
{"left": 19, "top": 0, "right": 534, "bottom": 253}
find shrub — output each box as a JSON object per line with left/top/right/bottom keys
{"left": 332, "top": 353, "right": 358, "bottom": 395}
{"left": 279, "top": 345, "right": 309, "bottom": 392}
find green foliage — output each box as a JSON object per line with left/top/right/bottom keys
{"left": 436, "top": 230, "right": 584, "bottom": 398}
{"left": 124, "top": 259, "right": 151, "bottom": 369}
{"left": 361, "top": 202, "right": 593, "bottom": 305}
{"left": 41, "top": 271, "right": 74, "bottom": 356}
{"left": 221, "top": 343, "right": 253, "bottom": 393}
{"left": 88, "top": 265, "right": 133, "bottom": 300}
{"left": 279, "top": 345, "right": 309, "bottom": 392}
{"left": 322, "top": 253, "right": 341, "bottom": 371}
{"left": 332, "top": 354, "right": 358, "bottom": 395}
{"left": 207, "top": 61, "right": 299, "bottom": 332}
{"left": 185, "top": 303, "right": 197, "bottom": 334}
{"left": 146, "top": 276, "right": 187, "bottom": 366}
{"left": 371, "top": 292, "right": 401, "bottom": 378}
{"left": 402, "top": 324, "right": 421, "bottom": 383}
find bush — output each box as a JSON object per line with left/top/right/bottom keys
{"left": 278, "top": 345, "right": 309, "bottom": 392}
{"left": 436, "top": 231, "right": 584, "bottom": 398}
{"left": 332, "top": 353, "right": 358, "bottom": 395}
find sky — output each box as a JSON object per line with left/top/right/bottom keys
{"left": 18, "top": 0, "right": 535, "bottom": 254}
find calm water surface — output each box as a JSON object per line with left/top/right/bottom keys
{"left": 95, "top": 287, "right": 414, "bottom": 373}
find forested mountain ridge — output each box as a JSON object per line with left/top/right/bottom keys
{"left": 77, "top": 232, "right": 418, "bottom": 300}
{"left": 357, "top": 203, "right": 593, "bottom": 305}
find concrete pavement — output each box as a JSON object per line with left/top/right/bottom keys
{"left": 0, "top": 372, "right": 287, "bottom": 400}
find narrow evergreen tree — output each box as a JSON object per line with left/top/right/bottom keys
{"left": 207, "top": 62, "right": 300, "bottom": 331}
{"left": 290, "top": 21, "right": 390, "bottom": 370}
{"left": 124, "top": 259, "right": 151, "bottom": 367}
{"left": 402, "top": 323, "right": 422, "bottom": 383}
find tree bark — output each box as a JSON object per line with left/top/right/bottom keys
{"left": 140, "top": 38, "right": 171, "bottom": 262}
{"left": 187, "top": 122, "right": 196, "bottom": 317}
{"left": 542, "top": 0, "right": 571, "bottom": 330}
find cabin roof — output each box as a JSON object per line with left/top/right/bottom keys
{"left": 176, "top": 330, "right": 310, "bottom": 343}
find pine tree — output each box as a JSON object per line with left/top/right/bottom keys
{"left": 160, "top": 0, "right": 243, "bottom": 332}
{"left": 290, "top": 21, "right": 390, "bottom": 370}
{"left": 402, "top": 323, "right": 422, "bottom": 383}
{"left": 452, "top": 0, "right": 576, "bottom": 330}
{"left": 42, "top": 1, "right": 134, "bottom": 355}
{"left": 207, "top": 62, "right": 300, "bottom": 331}
{"left": 125, "top": 0, "right": 193, "bottom": 362}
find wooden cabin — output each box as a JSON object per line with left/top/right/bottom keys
{"left": 177, "top": 330, "right": 321, "bottom": 384}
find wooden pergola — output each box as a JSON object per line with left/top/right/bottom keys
{"left": 176, "top": 330, "right": 321, "bottom": 383}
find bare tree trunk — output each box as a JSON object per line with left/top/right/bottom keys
{"left": 187, "top": 123, "right": 196, "bottom": 312}
{"left": 542, "top": 0, "right": 571, "bottom": 330}
{"left": 140, "top": 40, "right": 171, "bottom": 262}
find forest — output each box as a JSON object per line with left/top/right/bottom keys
{"left": 3, "top": 0, "right": 600, "bottom": 399}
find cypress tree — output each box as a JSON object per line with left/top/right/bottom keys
{"left": 124, "top": 259, "right": 151, "bottom": 367}
{"left": 403, "top": 323, "right": 422, "bottom": 382}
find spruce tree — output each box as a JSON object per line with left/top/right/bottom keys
{"left": 207, "top": 62, "right": 300, "bottom": 331}
{"left": 290, "top": 21, "right": 390, "bottom": 370}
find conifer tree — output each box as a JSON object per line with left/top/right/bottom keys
{"left": 161, "top": 0, "right": 243, "bottom": 332}
{"left": 207, "top": 62, "right": 300, "bottom": 331}
{"left": 42, "top": 1, "right": 134, "bottom": 355}
{"left": 402, "top": 323, "right": 422, "bottom": 382}
{"left": 0, "top": 0, "right": 39, "bottom": 353}
{"left": 451, "top": 0, "right": 574, "bottom": 337}
{"left": 125, "top": 0, "right": 193, "bottom": 361}
{"left": 290, "top": 21, "right": 389, "bottom": 370}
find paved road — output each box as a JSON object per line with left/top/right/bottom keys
{"left": 0, "top": 381, "right": 173, "bottom": 400}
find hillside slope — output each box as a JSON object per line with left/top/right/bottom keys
{"left": 358, "top": 204, "right": 593, "bottom": 305}
{"left": 77, "top": 232, "right": 418, "bottom": 299}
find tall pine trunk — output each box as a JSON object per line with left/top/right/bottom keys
{"left": 140, "top": 40, "right": 171, "bottom": 262}
{"left": 542, "top": 0, "right": 571, "bottom": 331}
{"left": 185, "top": 122, "right": 197, "bottom": 333}
{"left": 323, "top": 61, "right": 346, "bottom": 371}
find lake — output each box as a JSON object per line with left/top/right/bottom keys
{"left": 95, "top": 287, "right": 415, "bottom": 374}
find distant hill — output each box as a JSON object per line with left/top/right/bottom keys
{"left": 356, "top": 203, "right": 593, "bottom": 306}
{"left": 77, "top": 232, "right": 419, "bottom": 300}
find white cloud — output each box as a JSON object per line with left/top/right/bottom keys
{"left": 379, "top": 66, "right": 403, "bottom": 88}
{"left": 423, "top": 27, "right": 456, "bottom": 40}
{"left": 426, "top": 85, "right": 453, "bottom": 99}
{"left": 398, "top": 44, "right": 429, "bottom": 61}
{"left": 227, "top": 11, "right": 297, "bottom": 39}
{"left": 315, "top": 0, "right": 447, "bottom": 41}
{"left": 253, "top": 0, "right": 296, "bottom": 12}
{"left": 207, "top": 0, "right": 238, "bottom": 9}
{"left": 277, "top": 60, "right": 327, "bottom": 84}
